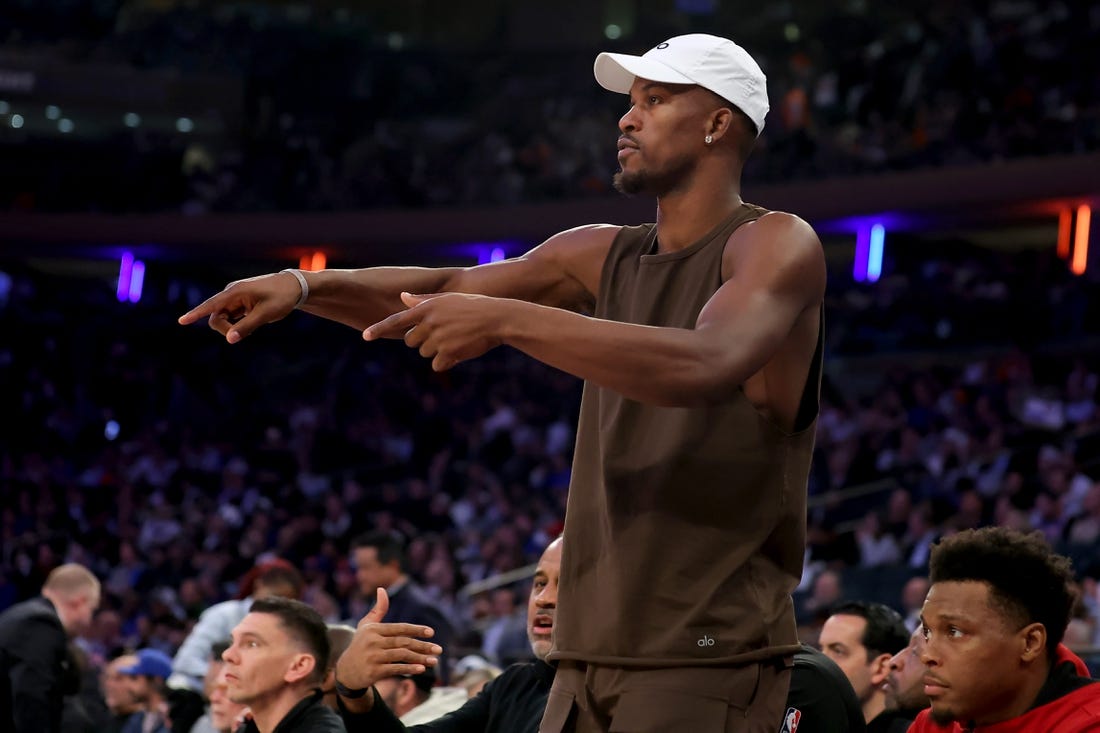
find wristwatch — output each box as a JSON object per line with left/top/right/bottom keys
{"left": 335, "top": 679, "right": 370, "bottom": 699}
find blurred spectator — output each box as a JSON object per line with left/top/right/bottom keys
{"left": 188, "top": 640, "right": 231, "bottom": 733}
{"left": 899, "top": 576, "right": 930, "bottom": 633}
{"left": 350, "top": 531, "right": 455, "bottom": 683}
{"left": 877, "top": 627, "right": 930, "bottom": 733}
{"left": 118, "top": 649, "right": 174, "bottom": 733}
{"left": 0, "top": 564, "right": 101, "bottom": 733}
{"left": 102, "top": 653, "right": 141, "bottom": 733}
{"left": 373, "top": 667, "right": 466, "bottom": 725}
{"left": 205, "top": 672, "right": 249, "bottom": 733}
{"left": 452, "top": 655, "right": 503, "bottom": 698}
{"left": 320, "top": 624, "right": 356, "bottom": 710}
{"left": 818, "top": 601, "right": 910, "bottom": 727}
{"left": 479, "top": 587, "right": 529, "bottom": 666}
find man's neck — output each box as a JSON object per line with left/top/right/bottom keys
{"left": 143, "top": 694, "right": 166, "bottom": 714}
{"left": 387, "top": 575, "right": 410, "bottom": 595}
{"left": 972, "top": 662, "right": 1051, "bottom": 726}
{"left": 653, "top": 185, "right": 743, "bottom": 253}
{"left": 249, "top": 687, "right": 313, "bottom": 733}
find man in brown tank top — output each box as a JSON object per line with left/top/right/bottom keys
{"left": 182, "top": 33, "right": 826, "bottom": 733}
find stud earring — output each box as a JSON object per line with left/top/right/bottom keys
{"left": 705, "top": 135, "right": 713, "bottom": 145}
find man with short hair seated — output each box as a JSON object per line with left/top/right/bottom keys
{"left": 909, "top": 527, "right": 1100, "bottom": 732}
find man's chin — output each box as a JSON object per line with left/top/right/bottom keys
{"left": 930, "top": 705, "right": 959, "bottom": 726}
{"left": 530, "top": 638, "right": 553, "bottom": 661}
{"left": 613, "top": 171, "right": 646, "bottom": 196}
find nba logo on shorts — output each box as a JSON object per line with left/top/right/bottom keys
{"left": 778, "top": 707, "right": 801, "bottom": 733}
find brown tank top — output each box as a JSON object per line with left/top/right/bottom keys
{"left": 549, "top": 203, "right": 823, "bottom": 667}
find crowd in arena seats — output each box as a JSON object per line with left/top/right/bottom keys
{"left": 2, "top": 0, "right": 1098, "bottom": 213}
{"left": 3, "top": 243, "right": 1100, "bottom": 681}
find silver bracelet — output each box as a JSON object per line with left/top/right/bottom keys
{"left": 280, "top": 269, "right": 310, "bottom": 309}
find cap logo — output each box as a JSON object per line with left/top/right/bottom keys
{"left": 655, "top": 42, "right": 669, "bottom": 49}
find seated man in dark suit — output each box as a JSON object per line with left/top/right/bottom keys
{"left": 351, "top": 531, "right": 455, "bottom": 683}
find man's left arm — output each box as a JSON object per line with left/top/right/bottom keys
{"left": 368, "top": 213, "right": 825, "bottom": 407}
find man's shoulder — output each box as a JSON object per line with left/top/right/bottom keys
{"left": 1042, "top": 680, "right": 1100, "bottom": 729}
{"left": 792, "top": 644, "right": 852, "bottom": 688}
{"left": 0, "top": 596, "right": 55, "bottom": 619}
{"left": 195, "top": 597, "right": 251, "bottom": 621}
{"left": 727, "top": 209, "right": 820, "bottom": 253}
{"left": 389, "top": 584, "right": 448, "bottom": 621}
{"left": 0, "top": 597, "right": 63, "bottom": 643}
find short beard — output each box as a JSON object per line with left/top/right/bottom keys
{"left": 613, "top": 170, "right": 645, "bottom": 195}
{"left": 930, "top": 707, "right": 959, "bottom": 726}
{"left": 529, "top": 636, "right": 552, "bottom": 661}
{"left": 612, "top": 154, "right": 695, "bottom": 197}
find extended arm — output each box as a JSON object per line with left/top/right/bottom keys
{"left": 372, "top": 213, "right": 825, "bottom": 407}
{"left": 178, "top": 225, "right": 617, "bottom": 342}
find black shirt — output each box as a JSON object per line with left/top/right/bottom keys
{"left": 239, "top": 691, "right": 345, "bottom": 733}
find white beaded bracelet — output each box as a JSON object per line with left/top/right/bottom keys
{"left": 280, "top": 269, "right": 310, "bottom": 309}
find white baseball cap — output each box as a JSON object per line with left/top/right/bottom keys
{"left": 594, "top": 33, "right": 769, "bottom": 136}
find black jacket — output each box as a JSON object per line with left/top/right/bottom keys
{"left": 238, "top": 691, "right": 346, "bottom": 733}
{"left": 0, "top": 596, "right": 70, "bottom": 733}
{"left": 781, "top": 644, "right": 867, "bottom": 733}
{"left": 340, "top": 659, "right": 555, "bottom": 733}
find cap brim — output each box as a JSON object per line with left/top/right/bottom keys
{"left": 594, "top": 52, "right": 696, "bottom": 94}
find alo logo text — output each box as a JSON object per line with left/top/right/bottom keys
{"left": 696, "top": 634, "right": 715, "bottom": 647}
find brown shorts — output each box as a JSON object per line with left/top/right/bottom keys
{"left": 539, "top": 658, "right": 793, "bottom": 733}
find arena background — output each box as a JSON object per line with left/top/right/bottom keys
{"left": 1, "top": 0, "right": 1099, "bottom": 697}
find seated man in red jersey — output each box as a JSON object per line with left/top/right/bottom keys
{"left": 911, "top": 527, "right": 1100, "bottom": 733}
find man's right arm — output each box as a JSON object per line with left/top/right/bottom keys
{"left": 178, "top": 224, "right": 618, "bottom": 343}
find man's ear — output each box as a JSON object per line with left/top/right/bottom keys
{"left": 397, "top": 678, "right": 419, "bottom": 707}
{"left": 705, "top": 107, "right": 733, "bottom": 143}
{"left": 1019, "top": 623, "right": 1047, "bottom": 663}
{"left": 284, "top": 654, "right": 317, "bottom": 685}
{"left": 869, "top": 652, "right": 893, "bottom": 686}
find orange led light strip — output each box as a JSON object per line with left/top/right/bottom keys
{"left": 1057, "top": 208, "right": 1072, "bottom": 259}
{"left": 1071, "top": 205, "right": 1091, "bottom": 275}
